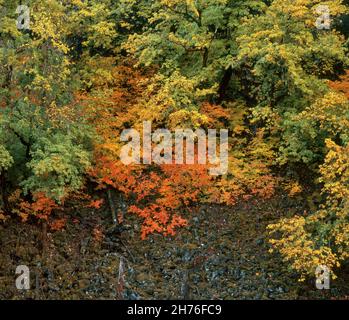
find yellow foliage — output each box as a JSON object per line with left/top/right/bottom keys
{"left": 284, "top": 181, "right": 303, "bottom": 197}
{"left": 269, "top": 139, "right": 349, "bottom": 279}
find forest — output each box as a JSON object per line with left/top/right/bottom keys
{"left": 1, "top": 0, "right": 349, "bottom": 300}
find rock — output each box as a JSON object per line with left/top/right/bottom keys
{"left": 277, "top": 287, "right": 285, "bottom": 293}
{"left": 128, "top": 291, "right": 141, "bottom": 300}
{"left": 182, "top": 250, "right": 192, "bottom": 262}
{"left": 256, "top": 238, "right": 264, "bottom": 245}
{"left": 136, "top": 272, "right": 148, "bottom": 282}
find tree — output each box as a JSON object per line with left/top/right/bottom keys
{"left": 0, "top": 0, "right": 95, "bottom": 213}
{"left": 235, "top": 0, "right": 348, "bottom": 167}
{"left": 123, "top": 0, "right": 267, "bottom": 106}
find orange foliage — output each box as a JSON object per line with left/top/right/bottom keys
{"left": 12, "top": 192, "right": 59, "bottom": 222}
{"left": 329, "top": 70, "right": 349, "bottom": 99}
{"left": 0, "top": 210, "right": 7, "bottom": 222}
{"left": 78, "top": 60, "right": 151, "bottom": 157}
{"left": 90, "top": 156, "right": 213, "bottom": 239}
{"left": 200, "top": 102, "right": 230, "bottom": 128}
{"left": 92, "top": 226, "right": 104, "bottom": 242}
{"left": 49, "top": 218, "right": 67, "bottom": 231}
{"left": 87, "top": 199, "right": 105, "bottom": 209}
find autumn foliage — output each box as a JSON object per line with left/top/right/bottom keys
{"left": 1, "top": 0, "right": 349, "bottom": 283}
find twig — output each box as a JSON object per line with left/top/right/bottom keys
{"left": 107, "top": 189, "right": 118, "bottom": 226}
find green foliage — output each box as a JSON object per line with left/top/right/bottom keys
{"left": 0, "top": 144, "right": 13, "bottom": 172}
{"left": 22, "top": 133, "right": 92, "bottom": 201}
{"left": 268, "top": 139, "right": 349, "bottom": 279}
{"left": 0, "top": 0, "right": 97, "bottom": 203}
{"left": 123, "top": 0, "right": 267, "bottom": 102}
{"left": 235, "top": 0, "right": 348, "bottom": 166}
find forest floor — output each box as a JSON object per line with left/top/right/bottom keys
{"left": 1, "top": 193, "right": 349, "bottom": 300}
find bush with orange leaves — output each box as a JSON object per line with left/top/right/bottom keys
{"left": 329, "top": 70, "right": 349, "bottom": 99}
{"left": 90, "top": 157, "right": 214, "bottom": 239}
{"left": 10, "top": 192, "right": 59, "bottom": 223}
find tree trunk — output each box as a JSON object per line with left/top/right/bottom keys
{"left": 0, "top": 172, "right": 10, "bottom": 214}
{"left": 203, "top": 47, "right": 209, "bottom": 68}
{"left": 41, "top": 221, "right": 48, "bottom": 256}
{"left": 181, "top": 269, "right": 191, "bottom": 300}
{"left": 107, "top": 188, "right": 118, "bottom": 226}
{"left": 217, "top": 66, "right": 233, "bottom": 104}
